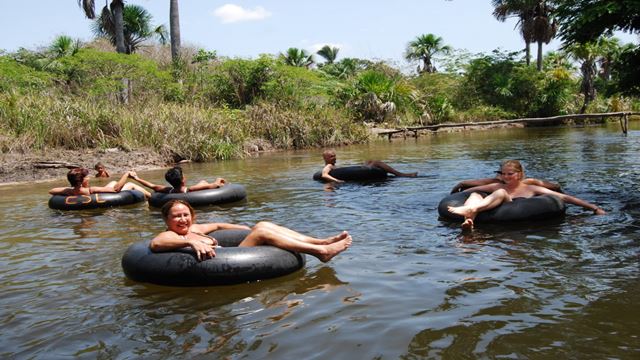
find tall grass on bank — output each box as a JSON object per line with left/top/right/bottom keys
{"left": 0, "top": 92, "right": 370, "bottom": 160}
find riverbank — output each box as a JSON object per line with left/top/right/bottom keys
{"left": 0, "top": 147, "right": 170, "bottom": 186}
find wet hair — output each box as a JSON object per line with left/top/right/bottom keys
{"left": 322, "top": 149, "right": 336, "bottom": 161}
{"left": 165, "top": 166, "right": 184, "bottom": 189}
{"left": 161, "top": 199, "right": 195, "bottom": 221}
{"left": 67, "top": 167, "right": 90, "bottom": 187}
{"left": 94, "top": 162, "right": 105, "bottom": 170}
{"left": 501, "top": 160, "right": 525, "bottom": 178}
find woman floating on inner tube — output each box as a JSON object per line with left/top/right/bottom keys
{"left": 130, "top": 166, "right": 226, "bottom": 193}
{"left": 320, "top": 149, "right": 418, "bottom": 183}
{"left": 151, "top": 200, "right": 352, "bottom": 262}
{"left": 49, "top": 167, "right": 151, "bottom": 198}
{"left": 447, "top": 160, "right": 606, "bottom": 230}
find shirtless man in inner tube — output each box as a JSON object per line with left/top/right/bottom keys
{"left": 320, "top": 149, "right": 418, "bottom": 183}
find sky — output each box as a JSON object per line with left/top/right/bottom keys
{"left": 1, "top": 1, "right": 637, "bottom": 69}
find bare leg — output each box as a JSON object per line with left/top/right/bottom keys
{"left": 121, "top": 182, "right": 152, "bottom": 199}
{"left": 239, "top": 222, "right": 352, "bottom": 262}
{"left": 365, "top": 160, "right": 417, "bottom": 177}
{"left": 448, "top": 190, "right": 512, "bottom": 229}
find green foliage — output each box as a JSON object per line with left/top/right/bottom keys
{"left": 262, "top": 62, "right": 329, "bottom": 107}
{"left": 58, "top": 48, "right": 170, "bottom": 100}
{"left": 0, "top": 56, "right": 53, "bottom": 93}
{"left": 412, "top": 72, "right": 461, "bottom": 123}
{"left": 199, "top": 55, "right": 274, "bottom": 108}
{"left": 460, "top": 50, "right": 574, "bottom": 117}
{"left": 334, "top": 67, "right": 422, "bottom": 124}
{"left": 279, "top": 48, "right": 314, "bottom": 68}
{"left": 319, "top": 57, "right": 372, "bottom": 79}
{"left": 191, "top": 49, "right": 217, "bottom": 64}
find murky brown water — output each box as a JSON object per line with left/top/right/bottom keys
{"left": 1, "top": 124, "right": 639, "bottom": 359}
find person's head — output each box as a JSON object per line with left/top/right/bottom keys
{"left": 165, "top": 166, "right": 184, "bottom": 189}
{"left": 161, "top": 199, "right": 196, "bottom": 231}
{"left": 322, "top": 149, "right": 337, "bottom": 165}
{"left": 67, "top": 167, "right": 90, "bottom": 187}
{"left": 94, "top": 162, "right": 105, "bottom": 172}
{"left": 497, "top": 160, "right": 524, "bottom": 181}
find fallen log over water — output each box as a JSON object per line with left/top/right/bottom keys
{"left": 377, "top": 111, "right": 640, "bottom": 140}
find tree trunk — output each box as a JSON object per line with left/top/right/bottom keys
{"left": 110, "top": 0, "right": 126, "bottom": 54}
{"left": 170, "top": 0, "right": 181, "bottom": 62}
{"left": 525, "top": 41, "right": 531, "bottom": 66}
{"left": 536, "top": 40, "right": 543, "bottom": 71}
{"left": 579, "top": 61, "right": 596, "bottom": 114}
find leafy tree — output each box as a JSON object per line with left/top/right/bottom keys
{"left": 404, "top": 33, "right": 451, "bottom": 73}
{"left": 564, "top": 41, "right": 600, "bottom": 113}
{"left": 492, "top": 0, "right": 535, "bottom": 66}
{"left": 492, "top": 0, "right": 556, "bottom": 70}
{"left": 319, "top": 58, "right": 372, "bottom": 79}
{"left": 280, "top": 48, "right": 314, "bottom": 68}
{"left": 316, "top": 45, "right": 339, "bottom": 64}
{"left": 92, "top": 4, "right": 167, "bottom": 54}
{"left": 169, "top": 0, "right": 181, "bottom": 62}
{"left": 555, "top": 0, "right": 640, "bottom": 95}
{"left": 49, "top": 35, "right": 81, "bottom": 58}
{"left": 78, "top": 0, "right": 126, "bottom": 54}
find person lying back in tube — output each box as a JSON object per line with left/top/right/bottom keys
{"left": 49, "top": 167, "right": 151, "bottom": 199}
{"left": 321, "top": 149, "right": 418, "bottom": 183}
{"left": 447, "top": 159, "right": 606, "bottom": 230}
{"left": 129, "top": 166, "right": 226, "bottom": 193}
{"left": 151, "top": 199, "right": 353, "bottom": 262}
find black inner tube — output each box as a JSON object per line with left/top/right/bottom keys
{"left": 149, "top": 183, "right": 247, "bottom": 208}
{"left": 121, "top": 229, "right": 306, "bottom": 286}
{"left": 313, "top": 165, "right": 388, "bottom": 182}
{"left": 438, "top": 191, "right": 566, "bottom": 223}
{"left": 48, "top": 190, "right": 145, "bottom": 210}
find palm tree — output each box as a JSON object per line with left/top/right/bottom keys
{"left": 565, "top": 41, "right": 602, "bottom": 113}
{"left": 317, "top": 45, "right": 339, "bottom": 64}
{"left": 78, "top": 0, "right": 126, "bottom": 54}
{"left": 92, "top": 4, "right": 167, "bottom": 54}
{"left": 169, "top": 0, "right": 181, "bottom": 62}
{"left": 492, "top": 0, "right": 535, "bottom": 66}
{"left": 280, "top": 48, "right": 314, "bottom": 68}
{"left": 49, "top": 35, "right": 81, "bottom": 58}
{"left": 404, "top": 34, "right": 451, "bottom": 74}
{"left": 531, "top": 1, "right": 557, "bottom": 71}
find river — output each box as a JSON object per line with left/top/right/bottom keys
{"left": 1, "top": 123, "right": 638, "bottom": 359}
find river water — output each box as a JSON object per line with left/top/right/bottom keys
{"left": 1, "top": 124, "right": 639, "bottom": 359}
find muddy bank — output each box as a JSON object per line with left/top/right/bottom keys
{"left": 0, "top": 148, "right": 171, "bottom": 186}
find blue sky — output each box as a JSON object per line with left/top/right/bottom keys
{"left": 1, "top": 1, "right": 637, "bottom": 68}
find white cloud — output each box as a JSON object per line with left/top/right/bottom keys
{"left": 213, "top": 4, "right": 272, "bottom": 24}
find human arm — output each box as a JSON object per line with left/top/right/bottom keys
{"left": 522, "top": 178, "right": 562, "bottom": 192}
{"left": 129, "top": 171, "right": 170, "bottom": 192}
{"left": 150, "top": 230, "right": 216, "bottom": 261}
{"left": 191, "top": 222, "right": 251, "bottom": 234}
{"left": 49, "top": 187, "right": 72, "bottom": 195}
{"left": 451, "top": 178, "right": 500, "bottom": 193}
{"left": 89, "top": 171, "right": 131, "bottom": 193}
{"left": 321, "top": 164, "right": 344, "bottom": 183}
{"left": 187, "top": 178, "right": 227, "bottom": 192}
{"left": 531, "top": 186, "right": 606, "bottom": 215}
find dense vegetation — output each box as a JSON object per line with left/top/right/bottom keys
{"left": 1, "top": 1, "right": 638, "bottom": 162}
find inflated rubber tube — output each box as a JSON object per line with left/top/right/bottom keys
{"left": 312, "top": 165, "right": 388, "bottom": 182}
{"left": 149, "top": 183, "right": 247, "bottom": 208}
{"left": 121, "top": 229, "right": 306, "bottom": 286}
{"left": 438, "top": 191, "right": 566, "bottom": 223}
{"left": 48, "top": 190, "right": 145, "bottom": 210}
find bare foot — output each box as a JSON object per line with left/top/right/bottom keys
{"left": 461, "top": 218, "right": 474, "bottom": 231}
{"left": 317, "top": 235, "right": 352, "bottom": 262}
{"left": 447, "top": 205, "right": 476, "bottom": 218}
{"left": 321, "top": 231, "right": 349, "bottom": 245}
